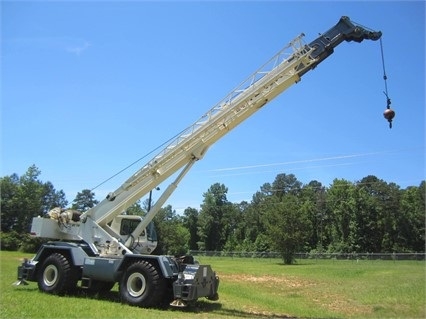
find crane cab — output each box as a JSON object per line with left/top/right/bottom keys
{"left": 109, "top": 215, "right": 157, "bottom": 254}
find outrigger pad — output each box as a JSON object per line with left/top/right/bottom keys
{"left": 170, "top": 299, "right": 187, "bottom": 307}
{"left": 13, "top": 279, "right": 29, "bottom": 286}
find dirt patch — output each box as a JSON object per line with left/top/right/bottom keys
{"left": 221, "top": 274, "right": 373, "bottom": 317}
{"left": 308, "top": 290, "right": 373, "bottom": 316}
{"left": 220, "top": 273, "right": 316, "bottom": 288}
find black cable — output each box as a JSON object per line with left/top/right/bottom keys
{"left": 379, "top": 37, "right": 395, "bottom": 128}
{"left": 91, "top": 127, "right": 187, "bottom": 192}
{"left": 380, "top": 37, "right": 390, "bottom": 106}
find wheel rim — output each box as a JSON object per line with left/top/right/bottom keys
{"left": 127, "top": 273, "right": 146, "bottom": 298}
{"left": 43, "top": 264, "right": 58, "bottom": 287}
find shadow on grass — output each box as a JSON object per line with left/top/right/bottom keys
{"left": 73, "top": 288, "right": 122, "bottom": 304}
{"left": 180, "top": 300, "right": 298, "bottom": 318}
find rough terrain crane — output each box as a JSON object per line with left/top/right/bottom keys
{"left": 16, "top": 16, "right": 385, "bottom": 308}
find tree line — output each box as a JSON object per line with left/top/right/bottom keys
{"left": 1, "top": 165, "right": 424, "bottom": 263}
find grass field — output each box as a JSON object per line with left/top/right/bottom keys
{"left": 1, "top": 251, "right": 425, "bottom": 318}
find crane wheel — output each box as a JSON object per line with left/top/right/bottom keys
{"left": 37, "top": 252, "right": 77, "bottom": 295}
{"left": 119, "top": 260, "right": 166, "bottom": 308}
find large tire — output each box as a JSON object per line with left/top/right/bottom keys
{"left": 37, "top": 252, "right": 77, "bottom": 295}
{"left": 119, "top": 260, "right": 166, "bottom": 308}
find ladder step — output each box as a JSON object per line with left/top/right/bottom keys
{"left": 80, "top": 277, "right": 91, "bottom": 289}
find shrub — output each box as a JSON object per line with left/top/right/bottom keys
{"left": 0, "top": 231, "right": 47, "bottom": 253}
{"left": 19, "top": 236, "right": 47, "bottom": 253}
{"left": 0, "top": 231, "right": 21, "bottom": 251}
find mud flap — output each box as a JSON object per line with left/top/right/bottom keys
{"left": 171, "top": 264, "right": 219, "bottom": 306}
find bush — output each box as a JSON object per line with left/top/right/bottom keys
{"left": 0, "top": 231, "right": 47, "bottom": 253}
{"left": 0, "top": 231, "right": 21, "bottom": 251}
{"left": 19, "top": 236, "right": 47, "bottom": 253}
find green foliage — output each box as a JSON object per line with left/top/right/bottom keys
{"left": 18, "top": 236, "right": 47, "bottom": 253}
{"left": 153, "top": 205, "right": 189, "bottom": 255}
{"left": 126, "top": 201, "right": 145, "bottom": 215}
{"left": 264, "top": 195, "right": 311, "bottom": 264}
{"left": 1, "top": 165, "right": 424, "bottom": 257}
{"left": 271, "top": 173, "right": 302, "bottom": 198}
{"left": 1, "top": 165, "right": 68, "bottom": 233}
{"left": 0, "top": 231, "right": 21, "bottom": 251}
{"left": 0, "top": 231, "right": 46, "bottom": 253}
{"left": 182, "top": 207, "right": 200, "bottom": 250}
{"left": 198, "top": 183, "right": 234, "bottom": 251}
{"left": 326, "top": 179, "right": 357, "bottom": 253}
{"left": 398, "top": 181, "right": 426, "bottom": 252}
{"left": 71, "top": 189, "right": 99, "bottom": 212}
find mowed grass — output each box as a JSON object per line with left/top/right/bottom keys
{"left": 1, "top": 251, "right": 425, "bottom": 319}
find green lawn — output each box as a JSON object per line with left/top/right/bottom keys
{"left": 1, "top": 251, "right": 425, "bottom": 318}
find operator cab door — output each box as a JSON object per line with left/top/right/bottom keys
{"left": 110, "top": 215, "right": 157, "bottom": 254}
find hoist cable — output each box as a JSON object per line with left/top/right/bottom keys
{"left": 380, "top": 37, "right": 390, "bottom": 105}
{"left": 379, "top": 37, "right": 395, "bottom": 128}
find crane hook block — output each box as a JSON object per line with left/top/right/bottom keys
{"left": 383, "top": 108, "right": 395, "bottom": 128}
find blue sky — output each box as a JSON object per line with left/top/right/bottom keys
{"left": 1, "top": 1, "right": 425, "bottom": 213}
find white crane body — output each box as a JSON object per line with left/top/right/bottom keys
{"left": 16, "top": 17, "right": 382, "bottom": 308}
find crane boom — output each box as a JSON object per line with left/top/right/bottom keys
{"left": 81, "top": 16, "right": 381, "bottom": 230}
{"left": 84, "top": 33, "right": 311, "bottom": 226}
